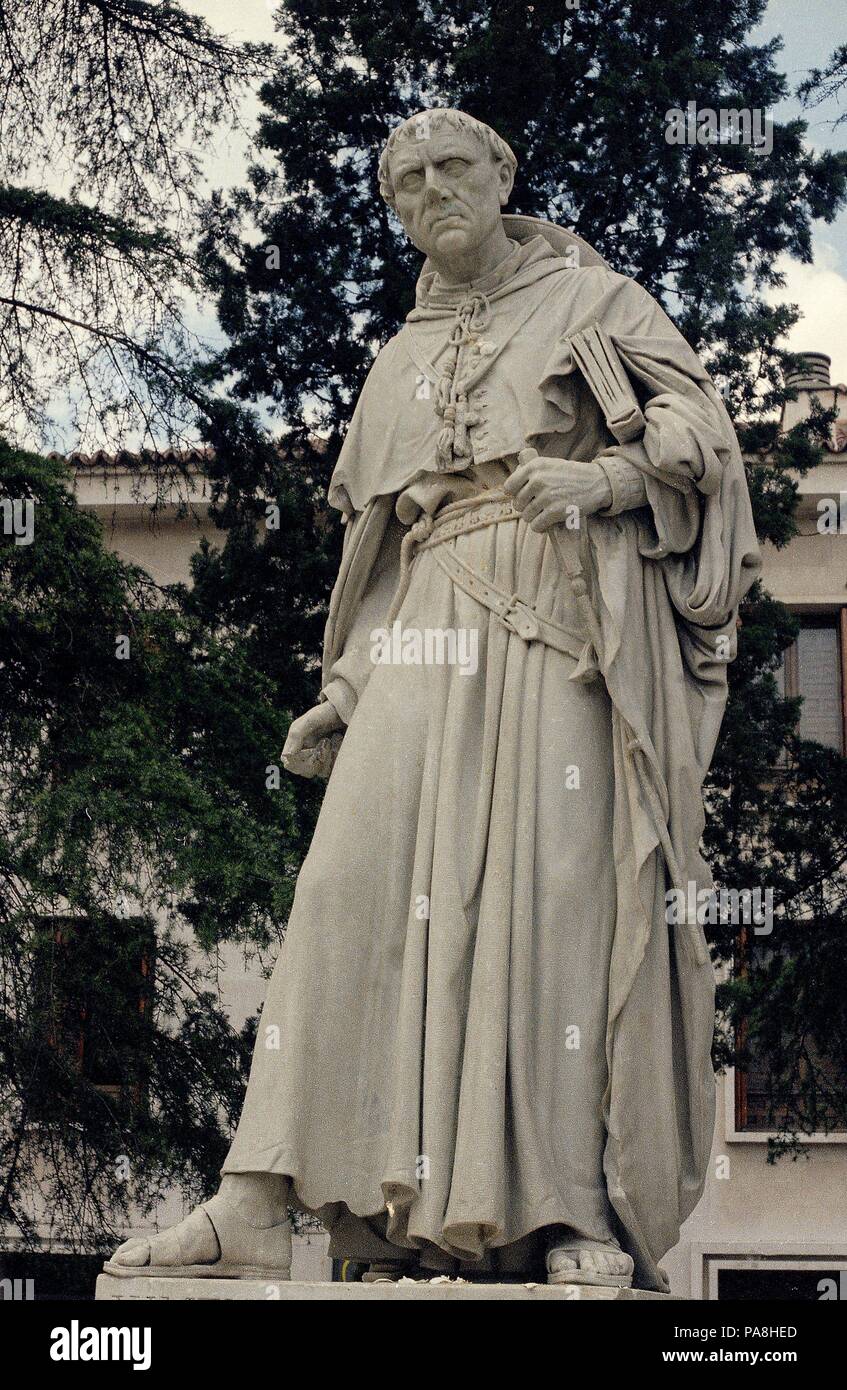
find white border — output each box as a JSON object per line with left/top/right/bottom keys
{"left": 723, "top": 1067, "right": 847, "bottom": 1144}
{"left": 688, "top": 1242, "right": 847, "bottom": 1300}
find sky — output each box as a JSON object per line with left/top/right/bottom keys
{"left": 184, "top": 0, "right": 847, "bottom": 382}
{"left": 752, "top": 0, "right": 847, "bottom": 383}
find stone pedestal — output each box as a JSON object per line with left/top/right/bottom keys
{"left": 96, "top": 1274, "right": 675, "bottom": 1301}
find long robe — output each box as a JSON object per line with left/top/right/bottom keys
{"left": 223, "top": 227, "right": 761, "bottom": 1289}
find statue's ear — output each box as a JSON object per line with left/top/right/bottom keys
{"left": 497, "top": 157, "right": 515, "bottom": 206}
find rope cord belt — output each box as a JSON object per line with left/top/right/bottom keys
{"left": 416, "top": 494, "right": 519, "bottom": 549}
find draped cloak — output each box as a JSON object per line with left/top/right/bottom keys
{"left": 225, "top": 224, "right": 761, "bottom": 1290}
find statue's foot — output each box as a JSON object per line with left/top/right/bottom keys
{"left": 103, "top": 1192, "right": 292, "bottom": 1281}
{"left": 546, "top": 1234, "right": 634, "bottom": 1289}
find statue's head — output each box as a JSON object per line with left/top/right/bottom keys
{"left": 379, "top": 109, "right": 517, "bottom": 268}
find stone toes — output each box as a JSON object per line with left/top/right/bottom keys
{"left": 586, "top": 1250, "right": 628, "bottom": 1272}
{"left": 585, "top": 1250, "right": 632, "bottom": 1276}
{"left": 547, "top": 1250, "right": 580, "bottom": 1274}
{"left": 112, "top": 1239, "right": 150, "bottom": 1268}
{"left": 548, "top": 1244, "right": 633, "bottom": 1280}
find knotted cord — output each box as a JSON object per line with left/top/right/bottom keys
{"left": 434, "top": 291, "right": 492, "bottom": 471}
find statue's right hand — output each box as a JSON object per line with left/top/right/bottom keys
{"left": 282, "top": 702, "right": 344, "bottom": 762}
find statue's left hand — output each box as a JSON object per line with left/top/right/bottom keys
{"left": 503, "top": 450, "right": 612, "bottom": 531}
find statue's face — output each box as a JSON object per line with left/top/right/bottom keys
{"left": 388, "top": 124, "right": 512, "bottom": 267}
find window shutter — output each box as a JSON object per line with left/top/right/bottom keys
{"left": 796, "top": 624, "right": 843, "bottom": 752}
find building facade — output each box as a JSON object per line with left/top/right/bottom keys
{"left": 665, "top": 352, "right": 847, "bottom": 1301}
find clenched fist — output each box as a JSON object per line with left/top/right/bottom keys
{"left": 503, "top": 448, "right": 612, "bottom": 531}
{"left": 282, "top": 702, "right": 345, "bottom": 779}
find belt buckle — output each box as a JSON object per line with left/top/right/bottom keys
{"left": 501, "top": 595, "right": 540, "bottom": 641}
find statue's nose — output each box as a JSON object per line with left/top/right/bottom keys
{"left": 423, "top": 172, "right": 449, "bottom": 205}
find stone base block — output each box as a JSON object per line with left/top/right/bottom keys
{"left": 96, "top": 1274, "right": 675, "bottom": 1301}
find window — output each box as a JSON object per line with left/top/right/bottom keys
{"left": 718, "top": 1266, "right": 842, "bottom": 1300}
{"left": 735, "top": 1025, "right": 847, "bottom": 1133}
{"left": 707, "top": 1259, "right": 847, "bottom": 1301}
{"left": 778, "top": 612, "right": 846, "bottom": 753}
{"left": 32, "top": 915, "right": 154, "bottom": 1098}
{"left": 733, "top": 928, "right": 847, "bottom": 1136}
{"left": 0, "top": 1252, "right": 104, "bottom": 1302}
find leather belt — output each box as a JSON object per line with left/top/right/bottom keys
{"left": 430, "top": 543, "right": 588, "bottom": 661}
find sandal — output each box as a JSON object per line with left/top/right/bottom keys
{"left": 103, "top": 1193, "right": 292, "bottom": 1280}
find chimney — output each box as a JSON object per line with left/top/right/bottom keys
{"left": 785, "top": 352, "right": 831, "bottom": 391}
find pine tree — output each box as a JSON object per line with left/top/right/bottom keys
{"left": 0, "top": 438, "right": 305, "bottom": 1259}
{"left": 0, "top": 2, "right": 297, "bottom": 1269}
{"left": 799, "top": 42, "right": 847, "bottom": 127}
{"left": 0, "top": 0, "right": 270, "bottom": 448}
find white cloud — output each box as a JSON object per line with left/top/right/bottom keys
{"left": 181, "top": 0, "right": 278, "bottom": 44}
{"left": 768, "top": 240, "right": 847, "bottom": 385}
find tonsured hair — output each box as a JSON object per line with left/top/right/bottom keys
{"left": 378, "top": 108, "right": 517, "bottom": 209}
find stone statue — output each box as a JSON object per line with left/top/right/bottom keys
{"left": 105, "top": 108, "right": 760, "bottom": 1291}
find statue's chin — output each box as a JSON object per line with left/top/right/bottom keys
{"left": 427, "top": 225, "right": 475, "bottom": 259}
